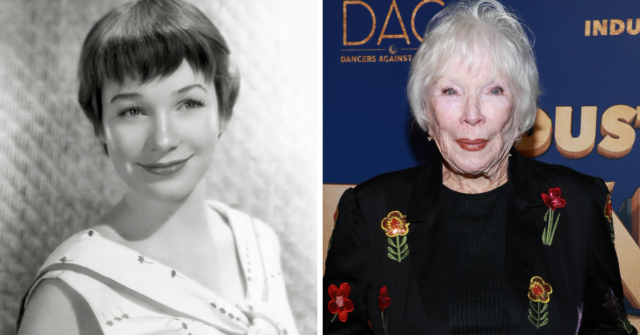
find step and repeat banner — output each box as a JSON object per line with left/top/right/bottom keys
{"left": 324, "top": 0, "right": 640, "bottom": 313}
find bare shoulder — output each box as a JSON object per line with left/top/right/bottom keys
{"left": 19, "top": 279, "right": 102, "bottom": 335}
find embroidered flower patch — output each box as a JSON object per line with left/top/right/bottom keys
{"left": 328, "top": 283, "right": 354, "bottom": 322}
{"left": 381, "top": 211, "right": 410, "bottom": 262}
{"left": 541, "top": 187, "right": 566, "bottom": 246}
{"left": 603, "top": 287, "right": 635, "bottom": 334}
{"left": 542, "top": 187, "right": 566, "bottom": 210}
{"left": 605, "top": 195, "right": 615, "bottom": 243}
{"left": 528, "top": 276, "right": 553, "bottom": 329}
{"left": 379, "top": 286, "right": 390, "bottom": 312}
{"left": 379, "top": 286, "right": 390, "bottom": 335}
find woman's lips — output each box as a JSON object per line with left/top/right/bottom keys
{"left": 456, "top": 138, "right": 488, "bottom": 151}
{"left": 138, "top": 155, "right": 193, "bottom": 176}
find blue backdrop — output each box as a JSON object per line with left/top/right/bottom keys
{"left": 324, "top": 0, "right": 640, "bottom": 314}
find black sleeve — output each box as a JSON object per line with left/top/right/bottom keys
{"left": 581, "top": 178, "right": 637, "bottom": 334}
{"left": 323, "top": 188, "right": 374, "bottom": 335}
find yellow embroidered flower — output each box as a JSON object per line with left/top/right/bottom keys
{"left": 381, "top": 211, "right": 409, "bottom": 237}
{"left": 528, "top": 276, "right": 553, "bottom": 303}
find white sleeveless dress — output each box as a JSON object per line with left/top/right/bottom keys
{"left": 20, "top": 201, "right": 299, "bottom": 335}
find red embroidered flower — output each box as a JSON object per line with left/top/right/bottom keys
{"left": 528, "top": 276, "right": 553, "bottom": 303}
{"left": 604, "top": 194, "right": 612, "bottom": 223}
{"left": 379, "top": 286, "right": 391, "bottom": 312}
{"left": 328, "top": 283, "right": 354, "bottom": 322}
{"left": 541, "top": 187, "right": 566, "bottom": 211}
{"left": 381, "top": 211, "right": 410, "bottom": 237}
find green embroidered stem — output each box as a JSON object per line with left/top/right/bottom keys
{"left": 387, "top": 236, "right": 409, "bottom": 262}
{"left": 610, "top": 222, "right": 616, "bottom": 244}
{"left": 387, "top": 238, "right": 398, "bottom": 261}
{"left": 542, "top": 208, "right": 561, "bottom": 246}
{"left": 528, "top": 301, "right": 549, "bottom": 329}
{"left": 547, "top": 210, "right": 553, "bottom": 244}
{"left": 381, "top": 312, "right": 389, "bottom": 335}
{"left": 546, "top": 210, "right": 554, "bottom": 244}
{"left": 549, "top": 212, "right": 561, "bottom": 246}
{"left": 542, "top": 209, "right": 549, "bottom": 244}
{"left": 330, "top": 313, "right": 338, "bottom": 323}
{"left": 542, "top": 209, "right": 550, "bottom": 245}
{"left": 618, "top": 318, "right": 634, "bottom": 334}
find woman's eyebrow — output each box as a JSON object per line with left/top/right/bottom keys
{"left": 110, "top": 92, "right": 140, "bottom": 104}
{"left": 174, "top": 84, "right": 207, "bottom": 95}
{"left": 109, "top": 84, "right": 207, "bottom": 104}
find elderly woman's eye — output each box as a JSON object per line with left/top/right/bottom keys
{"left": 119, "top": 107, "right": 143, "bottom": 117}
{"left": 490, "top": 86, "right": 504, "bottom": 95}
{"left": 182, "top": 98, "right": 205, "bottom": 109}
{"left": 443, "top": 88, "right": 457, "bottom": 95}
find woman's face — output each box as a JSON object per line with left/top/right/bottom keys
{"left": 101, "top": 61, "right": 221, "bottom": 202}
{"left": 428, "top": 51, "right": 517, "bottom": 176}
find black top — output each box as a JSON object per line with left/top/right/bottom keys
{"left": 323, "top": 148, "right": 635, "bottom": 335}
{"left": 443, "top": 183, "right": 509, "bottom": 335}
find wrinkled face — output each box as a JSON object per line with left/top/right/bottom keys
{"left": 101, "top": 61, "right": 221, "bottom": 202}
{"left": 428, "top": 51, "right": 517, "bottom": 176}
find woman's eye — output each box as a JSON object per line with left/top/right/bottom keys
{"left": 182, "top": 98, "right": 205, "bottom": 109}
{"left": 119, "top": 107, "right": 144, "bottom": 117}
{"left": 443, "top": 88, "right": 456, "bottom": 95}
{"left": 490, "top": 86, "right": 504, "bottom": 95}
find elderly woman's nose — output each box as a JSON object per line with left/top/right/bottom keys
{"left": 149, "top": 112, "right": 180, "bottom": 151}
{"left": 461, "top": 96, "right": 485, "bottom": 126}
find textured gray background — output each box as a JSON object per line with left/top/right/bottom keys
{"left": 0, "top": 0, "right": 318, "bottom": 334}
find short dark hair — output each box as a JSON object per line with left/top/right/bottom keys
{"left": 78, "top": 0, "right": 239, "bottom": 141}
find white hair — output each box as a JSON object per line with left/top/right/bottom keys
{"left": 407, "top": 0, "right": 540, "bottom": 135}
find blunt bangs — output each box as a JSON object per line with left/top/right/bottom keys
{"left": 408, "top": 0, "right": 539, "bottom": 136}
{"left": 78, "top": 0, "right": 239, "bottom": 140}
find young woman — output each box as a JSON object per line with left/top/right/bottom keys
{"left": 18, "top": 1, "right": 298, "bottom": 334}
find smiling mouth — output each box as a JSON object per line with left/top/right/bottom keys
{"left": 456, "top": 138, "right": 488, "bottom": 151}
{"left": 138, "top": 155, "right": 193, "bottom": 176}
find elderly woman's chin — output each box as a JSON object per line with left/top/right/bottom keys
{"left": 442, "top": 140, "right": 508, "bottom": 176}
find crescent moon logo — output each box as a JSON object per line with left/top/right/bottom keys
{"left": 389, "top": 45, "right": 398, "bottom": 54}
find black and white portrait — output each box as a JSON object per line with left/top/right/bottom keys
{"left": 0, "top": 0, "right": 317, "bottom": 334}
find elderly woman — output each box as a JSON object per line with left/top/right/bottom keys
{"left": 323, "top": 0, "right": 636, "bottom": 334}
{"left": 17, "top": 1, "right": 298, "bottom": 334}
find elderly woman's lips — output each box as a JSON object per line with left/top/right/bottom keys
{"left": 138, "top": 156, "right": 193, "bottom": 175}
{"left": 456, "top": 139, "right": 488, "bottom": 151}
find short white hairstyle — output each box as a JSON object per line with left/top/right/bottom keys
{"left": 407, "top": 0, "right": 540, "bottom": 135}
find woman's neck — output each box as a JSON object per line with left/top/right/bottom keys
{"left": 442, "top": 157, "right": 509, "bottom": 194}
{"left": 94, "top": 183, "right": 212, "bottom": 244}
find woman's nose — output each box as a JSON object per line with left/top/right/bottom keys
{"left": 461, "top": 96, "right": 486, "bottom": 126}
{"left": 149, "top": 112, "right": 180, "bottom": 151}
